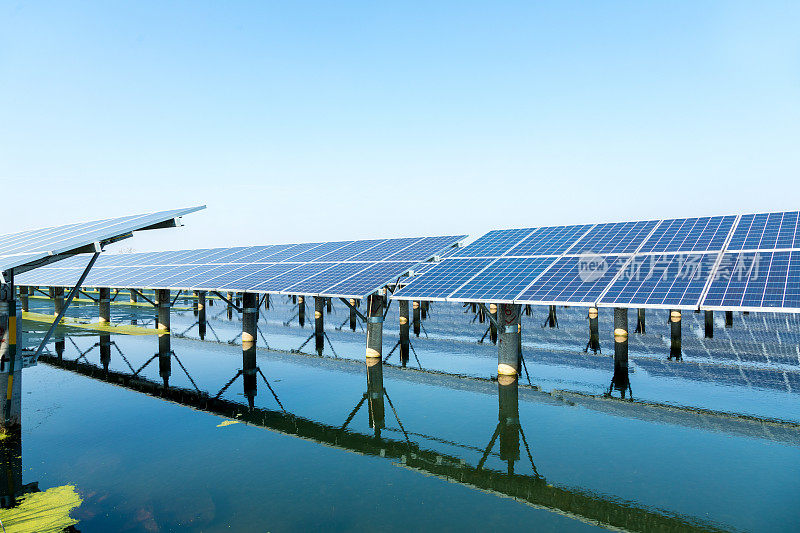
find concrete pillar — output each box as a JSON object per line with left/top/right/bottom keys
{"left": 366, "top": 294, "right": 384, "bottom": 360}
{"left": 0, "top": 276, "right": 21, "bottom": 430}
{"left": 227, "top": 291, "right": 234, "bottom": 320}
{"left": 155, "top": 289, "right": 171, "bottom": 386}
{"left": 612, "top": 308, "right": 630, "bottom": 397}
{"left": 264, "top": 294, "right": 270, "bottom": 310}
{"left": 53, "top": 287, "right": 64, "bottom": 317}
{"left": 497, "top": 303, "right": 521, "bottom": 377}
{"left": 478, "top": 304, "right": 485, "bottom": 324}
{"left": 242, "top": 292, "right": 258, "bottom": 408}
{"left": 670, "top": 310, "right": 682, "bottom": 359}
{"left": 98, "top": 287, "right": 111, "bottom": 324}
{"left": 635, "top": 308, "right": 645, "bottom": 334}
{"left": 399, "top": 300, "right": 410, "bottom": 367}
{"left": 28, "top": 287, "right": 35, "bottom": 297}
{"left": 18, "top": 287, "right": 28, "bottom": 313}
{"left": 421, "top": 300, "right": 429, "bottom": 319}
{"left": 365, "top": 294, "right": 385, "bottom": 437}
{"left": 156, "top": 289, "right": 170, "bottom": 333}
{"left": 196, "top": 291, "right": 207, "bottom": 340}
{"left": 524, "top": 304, "right": 532, "bottom": 316}
{"left": 489, "top": 303, "right": 498, "bottom": 345}
{"left": 587, "top": 307, "right": 600, "bottom": 354}
{"left": 326, "top": 297, "right": 332, "bottom": 314}
{"left": 129, "top": 289, "right": 137, "bottom": 303}
{"left": 725, "top": 310, "right": 733, "bottom": 328}
{"left": 349, "top": 298, "right": 357, "bottom": 331}
{"left": 546, "top": 305, "right": 557, "bottom": 328}
{"left": 412, "top": 300, "right": 421, "bottom": 336}
{"left": 100, "top": 334, "right": 111, "bottom": 372}
{"left": 704, "top": 310, "right": 714, "bottom": 339}
{"left": 314, "top": 296, "right": 325, "bottom": 355}
{"left": 298, "top": 296, "right": 306, "bottom": 327}
{"left": 498, "top": 372, "right": 520, "bottom": 474}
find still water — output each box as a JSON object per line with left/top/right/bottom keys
{"left": 7, "top": 294, "right": 800, "bottom": 531}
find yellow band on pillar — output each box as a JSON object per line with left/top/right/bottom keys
{"left": 489, "top": 304, "right": 497, "bottom": 313}
{"left": 6, "top": 375, "right": 13, "bottom": 400}
{"left": 670, "top": 310, "right": 682, "bottom": 322}
{"left": 588, "top": 308, "right": 598, "bottom": 318}
{"left": 366, "top": 348, "right": 381, "bottom": 358}
{"left": 614, "top": 328, "right": 628, "bottom": 338}
{"left": 399, "top": 317, "right": 408, "bottom": 325}
{"left": 498, "top": 374, "right": 517, "bottom": 386}
{"left": 497, "top": 363, "right": 517, "bottom": 376}
{"left": 8, "top": 316, "right": 15, "bottom": 344}
{"left": 314, "top": 311, "right": 322, "bottom": 319}
{"left": 413, "top": 301, "right": 419, "bottom": 309}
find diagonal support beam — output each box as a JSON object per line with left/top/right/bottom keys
{"left": 33, "top": 252, "right": 100, "bottom": 360}
{"left": 211, "top": 291, "right": 243, "bottom": 313}
{"left": 339, "top": 298, "right": 366, "bottom": 322}
{"left": 130, "top": 289, "right": 156, "bottom": 307}
{"left": 477, "top": 303, "right": 500, "bottom": 328}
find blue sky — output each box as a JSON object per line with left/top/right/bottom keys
{"left": 2, "top": 1, "right": 799, "bottom": 251}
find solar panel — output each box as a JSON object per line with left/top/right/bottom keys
{"left": 387, "top": 235, "right": 470, "bottom": 261}
{"left": 507, "top": 225, "right": 593, "bottom": 256}
{"left": 449, "top": 257, "right": 555, "bottom": 302}
{"left": 350, "top": 237, "right": 422, "bottom": 261}
{"left": 283, "top": 262, "right": 372, "bottom": 294}
{"left": 250, "top": 262, "right": 336, "bottom": 293}
{"left": 391, "top": 258, "right": 494, "bottom": 300}
{"left": 727, "top": 212, "right": 800, "bottom": 250}
{"left": 702, "top": 251, "right": 800, "bottom": 310}
{"left": 568, "top": 220, "right": 658, "bottom": 255}
{"left": 0, "top": 206, "right": 204, "bottom": 274}
{"left": 516, "top": 256, "right": 626, "bottom": 305}
{"left": 450, "top": 229, "right": 535, "bottom": 258}
{"left": 599, "top": 253, "right": 720, "bottom": 308}
{"left": 323, "top": 261, "right": 418, "bottom": 299}
{"left": 638, "top": 216, "right": 736, "bottom": 253}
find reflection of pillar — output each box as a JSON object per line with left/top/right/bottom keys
{"left": 498, "top": 373, "right": 520, "bottom": 473}
{"left": 412, "top": 301, "right": 421, "bottom": 336}
{"left": 242, "top": 293, "right": 258, "bottom": 408}
{"left": 100, "top": 334, "right": 111, "bottom": 371}
{"left": 366, "top": 356, "right": 385, "bottom": 436}
{"left": 399, "top": 300, "right": 410, "bottom": 366}
{"left": 99, "top": 287, "right": 111, "bottom": 324}
{"left": 0, "top": 426, "right": 22, "bottom": 508}
{"left": 197, "top": 291, "right": 206, "bottom": 340}
{"left": 670, "top": 310, "right": 682, "bottom": 359}
{"left": 349, "top": 299, "right": 357, "bottom": 331}
{"left": 314, "top": 296, "right": 324, "bottom": 355}
{"left": 612, "top": 308, "right": 630, "bottom": 397}
{"left": 546, "top": 305, "right": 557, "bottom": 328}
{"left": 298, "top": 296, "right": 305, "bottom": 327}
{"left": 227, "top": 292, "right": 234, "bottom": 320}
{"left": 587, "top": 307, "right": 600, "bottom": 353}
{"left": 53, "top": 287, "right": 64, "bottom": 317}
{"left": 635, "top": 308, "right": 645, "bottom": 334}
{"left": 497, "top": 303, "right": 521, "bottom": 377}
{"left": 725, "top": 311, "right": 733, "bottom": 328}
{"left": 55, "top": 332, "right": 65, "bottom": 360}
{"left": 0, "top": 278, "right": 22, "bottom": 430}
{"left": 704, "top": 310, "right": 714, "bottom": 339}
{"left": 489, "top": 303, "right": 498, "bottom": 344}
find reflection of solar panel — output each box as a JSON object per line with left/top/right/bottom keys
{"left": 15, "top": 235, "right": 465, "bottom": 300}
{"left": 0, "top": 206, "right": 204, "bottom": 274}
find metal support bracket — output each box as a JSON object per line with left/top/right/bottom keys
{"left": 339, "top": 298, "right": 366, "bottom": 322}
{"left": 477, "top": 303, "right": 499, "bottom": 328}
{"left": 211, "top": 291, "right": 243, "bottom": 313}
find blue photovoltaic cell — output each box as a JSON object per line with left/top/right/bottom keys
{"left": 449, "top": 257, "right": 555, "bottom": 302}
{"left": 392, "top": 258, "right": 494, "bottom": 299}
{"left": 703, "top": 251, "right": 800, "bottom": 309}
{"left": 235, "top": 245, "right": 290, "bottom": 263}
{"left": 284, "top": 262, "right": 372, "bottom": 294}
{"left": 323, "top": 262, "right": 418, "bottom": 298}
{"left": 388, "top": 235, "right": 467, "bottom": 261}
{"left": 259, "top": 243, "right": 320, "bottom": 262}
{"left": 250, "top": 263, "right": 336, "bottom": 293}
{"left": 639, "top": 216, "right": 736, "bottom": 253}
{"left": 220, "top": 263, "right": 300, "bottom": 291}
{"left": 569, "top": 220, "right": 658, "bottom": 255}
{"left": 508, "top": 225, "right": 592, "bottom": 257}
{"left": 601, "top": 253, "right": 718, "bottom": 307}
{"left": 283, "top": 242, "right": 352, "bottom": 262}
{"left": 192, "top": 265, "right": 266, "bottom": 290}
{"left": 450, "top": 229, "right": 534, "bottom": 258}
{"left": 137, "top": 265, "right": 193, "bottom": 287}
{"left": 350, "top": 238, "right": 422, "bottom": 261}
{"left": 186, "top": 248, "right": 230, "bottom": 264}
{"left": 517, "top": 256, "right": 626, "bottom": 304}
{"left": 158, "top": 264, "right": 231, "bottom": 289}
{"left": 728, "top": 212, "right": 800, "bottom": 250}
{"left": 313, "top": 240, "right": 385, "bottom": 262}
{"left": 205, "top": 247, "right": 262, "bottom": 264}
{"left": 158, "top": 265, "right": 217, "bottom": 288}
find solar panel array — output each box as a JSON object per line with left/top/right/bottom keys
{"left": 15, "top": 235, "right": 465, "bottom": 300}
{"left": 0, "top": 206, "right": 204, "bottom": 274}
{"left": 393, "top": 211, "right": 800, "bottom": 313}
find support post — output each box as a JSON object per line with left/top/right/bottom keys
{"left": 421, "top": 300, "right": 429, "bottom": 319}
{"left": 242, "top": 292, "right": 258, "bottom": 408}
{"left": 326, "top": 297, "right": 332, "bottom": 314}
{"left": 53, "top": 287, "right": 64, "bottom": 317}
{"left": 98, "top": 287, "right": 111, "bottom": 324}
{"left": 399, "top": 299, "right": 410, "bottom": 366}
{"left": 18, "top": 287, "right": 28, "bottom": 313}
{"left": 412, "top": 301, "right": 421, "bottom": 336}
{"left": 704, "top": 310, "right": 714, "bottom": 339}
{"left": 129, "top": 289, "right": 137, "bottom": 303}
{"left": 156, "top": 289, "right": 171, "bottom": 386}
{"left": 298, "top": 296, "right": 306, "bottom": 327}
{"left": 489, "top": 303, "right": 498, "bottom": 345}
{"left": 498, "top": 370, "right": 520, "bottom": 474}
{"left": 314, "top": 296, "right": 324, "bottom": 355}
{"left": 611, "top": 308, "right": 630, "bottom": 397}
{"left": 227, "top": 291, "right": 234, "bottom": 320}
{"left": 0, "top": 273, "right": 21, "bottom": 430}
{"left": 546, "top": 305, "right": 557, "bottom": 328}
{"left": 497, "top": 303, "right": 521, "bottom": 377}
{"left": 349, "top": 298, "right": 357, "bottom": 331}
{"left": 635, "top": 308, "right": 645, "bottom": 334}
{"left": 365, "top": 294, "right": 385, "bottom": 436}
{"left": 725, "top": 310, "right": 733, "bottom": 328}
{"left": 670, "top": 310, "right": 682, "bottom": 359}
{"left": 586, "top": 307, "right": 600, "bottom": 354}
{"left": 196, "top": 291, "right": 207, "bottom": 340}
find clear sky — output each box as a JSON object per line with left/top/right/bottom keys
{"left": 2, "top": 1, "right": 799, "bottom": 251}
